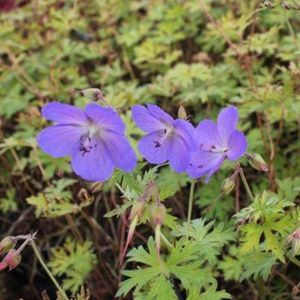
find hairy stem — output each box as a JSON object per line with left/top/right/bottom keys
{"left": 186, "top": 180, "right": 196, "bottom": 238}
{"left": 237, "top": 164, "right": 254, "bottom": 201}
{"left": 31, "top": 240, "right": 69, "bottom": 300}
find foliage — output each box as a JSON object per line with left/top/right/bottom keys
{"left": 117, "top": 237, "right": 229, "bottom": 299}
{"left": 48, "top": 238, "right": 96, "bottom": 294}
{"left": 0, "top": 0, "right": 300, "bottom": 299}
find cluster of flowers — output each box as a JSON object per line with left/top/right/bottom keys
{"left": 37, "top": 102, "right": 247, "bottom": 182}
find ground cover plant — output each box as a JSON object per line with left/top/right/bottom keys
{"left": 0, "top": 0, "right": 300, "bottom": 299}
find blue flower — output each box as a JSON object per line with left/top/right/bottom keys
{"left": 37, "top": 102, "right": 137, "bottom": 181}
{"left": 187, "top": 106, "right": 247, "bottom": 181}
{"left": 132, "top": 104, "right": 196, "bottom": 172}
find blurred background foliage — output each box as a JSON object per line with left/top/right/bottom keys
{"left": 0, "top": 0, "right": 300, "bottom": 299}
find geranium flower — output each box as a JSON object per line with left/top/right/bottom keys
{"left": 187, "top": 106, "right": 247, "bottom": 181}
{"left": 37, "top": 102, "right": 137, "bottom": 181}
{"left": 132, "top": 104, "right": 196, "bottom": 172}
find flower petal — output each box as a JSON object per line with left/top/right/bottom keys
{"left": 85, "top": 103, "right": 125, "bottom": 133}
{"left": 71, "top": 138, "right": 114, "bottom": 182}
{"left": 204, "top": 155, "right": 225, "bottom": 182}
{"left": 147, "top": 104, "right": 174, "bottom": 125}
{"left": 138, "top": 131, "right": 170, "bottom": 164}
{"left": 42, "top": 102, "right": 87, "bottom": 125}
{"left": 217, "top": 106, "right": 238, "bottom": 143}
{"left": 173, "top": 119, "right": 197, "bottom": 150}
{"left": 187, "top": 150, "right": 222, "bottom": 179}
{"left": 37, "top": 125, "right": 83, "bottom": 157}
{"left": 168, "top": 135, "right": 190, "bottom": 172}
{"left": 131, "top": 105, "right": 166, "bottom": 133}
{"left": 103, "top": 131, "right": 137, "bottom": 172}
{"left": 196, "top": 120, "right": 223, "bottom": 150}
{"left": 226, "top": 130, "right": 247, "bottom": 160}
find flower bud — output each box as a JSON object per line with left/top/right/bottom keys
{"left": 178, "top": 106, "right": 187, "bottom": 120}
{"left": 80, "top": 88, "right": 103, "bottom": 101}
{"left": 0, "top": 237, "right": 15, "bottom": 255}
{"left": 3, "top": 249, "right": 21, "bottom": 271}
{"left": 0, "top": 261, "right": 7, "bottom": 271}
{"left": 263, "top": 0, "right": 274, "bottom": 8}
{"left": 221, "top": 177, "right": 235, "bottom": 195}
{"left": 150, "top": 203, "right": 166, "bottom": 226}
{"left": 287, "top": 228, "right": 300, "bottom": 256}
{"left": 281, "top": 2, "right": 292, "bottom": 9}
{"left": 248, "top": 153, "right": 269, "bottom": 172}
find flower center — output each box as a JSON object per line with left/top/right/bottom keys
{"left": 200, "top": 144, "right": 228, "bottom": 154}
{"left": 153, "top": 126, "right": 175, "bottom": 148}
{"left": 79, "top": 124, "right": 101, "bottom": 157}
{"left": 89, "top": 125, "right": 99, "bottom": 137}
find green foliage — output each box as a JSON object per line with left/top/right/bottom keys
{"left": 0, "top": 189, "right": 18, "bottom": 213}
{"left": 117, "top": 237, "right": 229, "bottom": 299}
{"left": 26, "top": 179, "right": 92, "bottom": 217}
{"left": 235, "top": 192, "right": 296, "bottom": 262}
{"left": 219, "top": 246, "right": 277, "bottom": 282}
{"left": 1, "top": 0, "right": 300, "bottom": 299}
{"left": 49, "top": 238, "right": 97, "bottom": 294}
{"left": 173, "top": 219, "right": 235, "bottom": 266}
{"left": 195, "top": 173, "right": 235, "bottom": 222}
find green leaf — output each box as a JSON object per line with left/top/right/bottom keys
{"left": 147, "top": 275, "right": 177, "bottom": 300}
{"left": 49, "top": 238, "right": 97, "bottom": 294}
{"left": 240, "top": 251, "right": 277, "bottom": 281}
{"left": 0, "top": 189, "right": 18, "bottom": 213}
{"left": 173, "top": 219, "right": 235, "bottom": 265}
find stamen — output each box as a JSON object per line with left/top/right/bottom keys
{"left": 153, "top": 127, "right": 174, "bottom": 149}
{"left": 79, "top": 134, "right": 97, "bottom": 157}
{"left": 154, "top": 141, "right": 161, "bottom": 148}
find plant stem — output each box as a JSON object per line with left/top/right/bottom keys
{"left": 31, "top": 240, "right": 69, "bottom": 300}
{"left": 287, "top": 253, "right": 300, "bottom": 268}
{"left": 160, "top": 232, "right": 172, "bottom": 250}
{"left": 237, "top": 164, "right": 254, "bottom": 201}
{"left": 186, "top": 180, "right": 196, "bottom": 238}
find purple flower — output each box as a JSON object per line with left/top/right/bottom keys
{"left": 131, "top": 104, "right": 196, "bottom": 172}
{"left": 187, "top": 106, "right": 247, "bottom": 181}
{"left": 37, "top": 102, "right": 137, "bottom": 181}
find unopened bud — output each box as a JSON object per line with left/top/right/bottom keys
{"left": 80, "top": 88, "right": 103, "bottom": 101}
{"left": 0, "top": 237, "right": 15, "bottom": 255}
{"left": 0, "top": 261, "right": 7, "bottom": 271}
{"left": 3, "top": 249, "right": 21, "bottom": 271}
{"left": 221, "top": 177, "right": 235, "bottom": 195}
{"left": 287, "top": 228, "right": 300, "bottom": 256}
{"left": 178, "top": 106, "right": 187, "bottom": 119}
{"left": 281, "top": 2, "right": 291, "bottom": 9}
{"left": 248, "top": 153, "right": 269, "bottom": 172}
{"left": 150, "top": 203, "right": 166, "bottom": 225}
{"left": 263, "top": 0, "right": 274, "bottom": 8}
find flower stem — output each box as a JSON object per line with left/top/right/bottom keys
{"left": 237, "top": 164, "right": 254, "bottom": 201}
{"left": 30, "top": 240, "right": 69, "bottom": 300}
{"left": 186, "top": 180, "right": 196, "bottom": 238}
